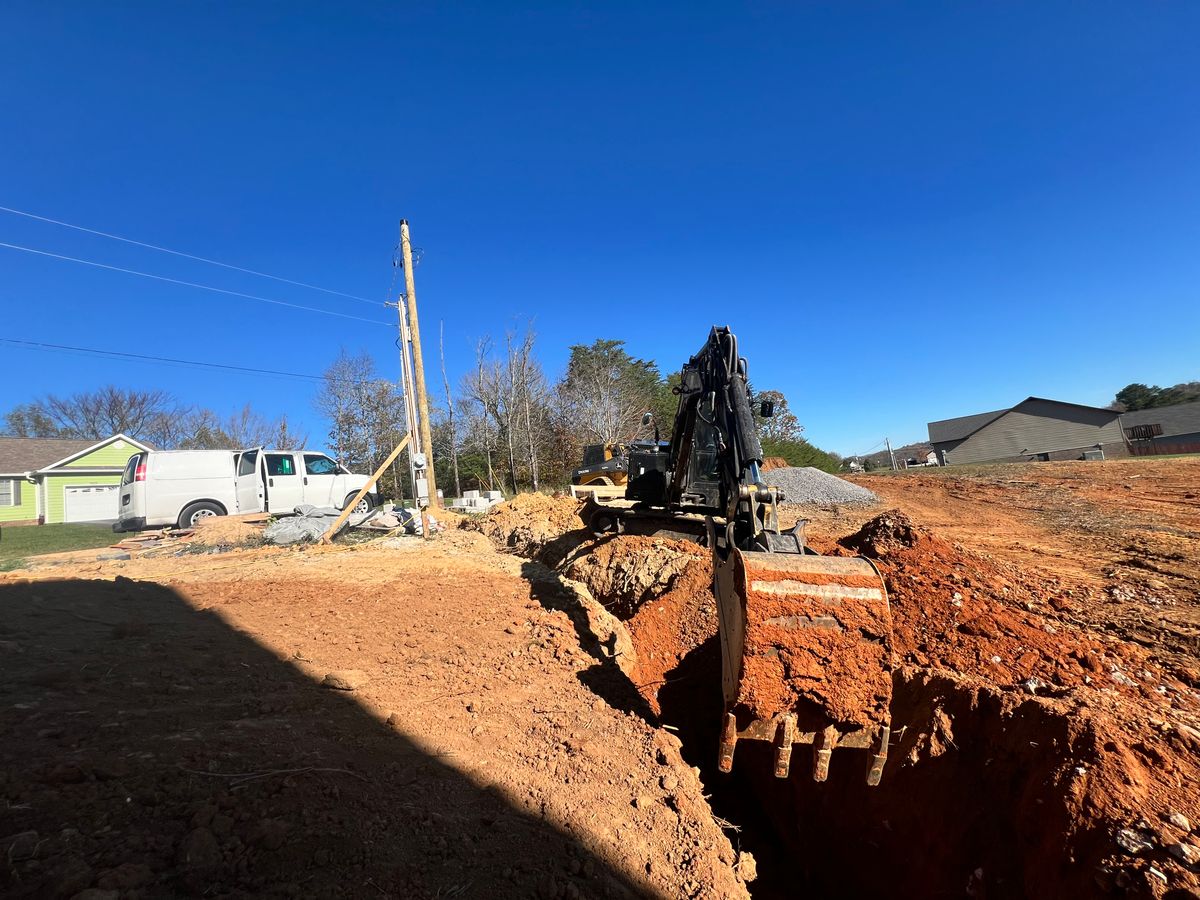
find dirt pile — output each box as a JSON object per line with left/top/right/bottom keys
{"left": 563, "top": 536, "right": 706, "bottom": 618}
{"left": 541, "top": 506, "right": 1200, "bottom": 897}
{"left": 189, "top": 514, "right": 266, "bottom": 546}
{"left": 467, "top": 493, "right": 585, "bottom": 564}
{"left": 737, "top": 558, "right": 892, "bottom": 728}
{"left": 841, "top": 511, "right": 1194, "bottom": 705}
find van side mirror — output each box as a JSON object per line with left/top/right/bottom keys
{"left": 760, "top": 400, "right": 775, "bottom": 418}
{"left": 641, "top": 412, "right": 653, "bottom": 427}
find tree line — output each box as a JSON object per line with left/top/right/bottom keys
{"left": 3, "top": 387, "right": 302, "bottom": 450}
{"left": 1, "top": 331, "right": 842, "bottom": 498}
{"left": 1111, "top": 381, "right": 1200, "bottom": 412}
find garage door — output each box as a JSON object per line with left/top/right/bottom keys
{"left": 64, "top": 484, "right": 120, "bottom": 523}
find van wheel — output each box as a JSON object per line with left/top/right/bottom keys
{"left": 179, "top": 501, "right": 224, "bottom": 530}
{"left": 345, "top": 493, "right": 375, "bottom": 515}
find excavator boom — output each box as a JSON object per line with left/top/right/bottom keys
{"left": 617, "top": 326, "right": 896, "bottom": 784}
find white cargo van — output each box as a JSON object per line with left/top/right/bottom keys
{"left": 114, "top": 448, "right": 377, "bottom": 532}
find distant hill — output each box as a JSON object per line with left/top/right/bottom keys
{"left": 849, "top": 441, "right": 933, "bottom": 471}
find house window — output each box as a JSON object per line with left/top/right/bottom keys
{"left": 0, "top": 479, "right": 20, "bottom": 507}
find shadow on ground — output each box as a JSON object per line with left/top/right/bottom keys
{"left": 0, "top": 577, "right": 653, "bottom": 899}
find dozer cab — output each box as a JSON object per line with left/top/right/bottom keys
{"left": 582, "top": 326, "right": 895, "bottom": 784}
{"left": 571, "top": 443, "right": 628, "bottom": 487}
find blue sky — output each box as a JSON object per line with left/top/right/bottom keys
{"left": 2, "top": 2, "right": 1197, "bottom": 456}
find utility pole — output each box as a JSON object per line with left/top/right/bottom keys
{"left": 399, "top": 220, "right": 439, "bottom": 509}
{"left": 885, "top": 437, "right": 897, "bottom": 472}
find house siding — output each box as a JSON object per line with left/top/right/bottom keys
{"left": 0, "top": 477, "right": 37, "bottom": 523}
{"left": 43, "top": 473, "right": 123, "bottom": 524}
{"left": 62, "top": 439, "right": 140, "bottom": 468}
{"left": 943, "top": 400, "right": 1129, "bottom": 465}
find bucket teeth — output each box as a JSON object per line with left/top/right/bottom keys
{"left": 773, "top": 714, "right": 797, "bottom": 778}
{"left": 813, "top": 724, "right": 838, "bottom": 782}
{"left": 718, "top": 712, "right": 738, "bottom": 773}
{"left": 866, "top": 726, "right": 890, "bottom": 786}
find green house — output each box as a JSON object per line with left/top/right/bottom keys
{"left": 0, "top": 434, "right": 152, "bottom": 525}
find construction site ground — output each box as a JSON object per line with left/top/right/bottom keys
{"left": 1, "top": 456, "right": 1198, "bottom": 899}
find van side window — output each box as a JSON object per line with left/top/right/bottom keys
{"left": 266, "top": 454, "right": 296, "bottom": 477}
{"left": 304, "top": 455, "right": 340, "bottom": 475}
{"left": 238, "top": 450, "right": 259, "bottom": 477}
{"left": 122, "top": 455, "right": 141, "bottom": 485}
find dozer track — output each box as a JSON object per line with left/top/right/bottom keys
{"left": 710, "top": 527, "right": 895, "bottom": 785}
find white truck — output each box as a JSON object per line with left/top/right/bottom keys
{"left": 114, "top": 448, "right": 377, "bottom": 532}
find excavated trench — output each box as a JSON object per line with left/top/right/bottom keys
{"left": 472, "top": 497, "right": 1200, "bottom": 899}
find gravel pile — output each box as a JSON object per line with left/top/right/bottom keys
{"left": 762, "top": 466, "right": 879, "bottom": 506}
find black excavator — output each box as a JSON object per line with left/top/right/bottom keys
{"left": 581, "top": 326, "right": 895, "bottom": 784}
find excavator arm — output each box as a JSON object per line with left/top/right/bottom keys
{"left": 664, "top": 327, "right": 895, "bottom": 785}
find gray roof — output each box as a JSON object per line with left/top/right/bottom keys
{"left": 928, "top": 396, "right": 1121, "bottom": 445}
{"left": 928, "top": 408, "right": 1010, "bottom": 444}
{"left": 1121, "top": 400, "right": 1200, "bottom": 438}
{"left": 0, "top": 437, "right": 98, "bottom": 473}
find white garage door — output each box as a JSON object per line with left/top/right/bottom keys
{"left": 64, "top": 484, "right": 120, "bottom": 523}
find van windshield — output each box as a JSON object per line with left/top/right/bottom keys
{"left": 121, "top": 454, "right": 141, "bottom": 485}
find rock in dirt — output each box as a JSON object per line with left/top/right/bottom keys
{"left": 734, "top": 850, "right": 758, "bottom": 882}
{"left": 4, "top": 830, "right": 41, "bottom": 861}
{"left": 1168, "top": 811, "right": 1192, "bottom": 832}
{"left": 1115, "top": 827, "right": 1155, "bottom": 855}
{"left": 322, "top": 670, "right": 369, "bottom": 691}
{"left": 1168, "top": 842, "right": 1200, "bottom": 865}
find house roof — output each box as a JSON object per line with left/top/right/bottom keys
{"left": 928, "top": 408, "right": 1010, "bottom": 444}
{"left": 928, "top": 397, "right": 1120, "bottom": 445}
{"left": 0, "top": 434, "right": 150, "bottom": 474}
{"left": 0, "top": 437, "right": 99, "bottom": 473}
{"left": 1121, "top": 400, "right": 1200, "bottom": 438}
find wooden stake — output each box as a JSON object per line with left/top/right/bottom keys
{"left": 400, "top": 220, "right": 439, "bottom": 508}
{"left": 319, "top": 434, "right": 411, "bottom": 543}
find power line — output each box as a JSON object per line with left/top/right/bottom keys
{"left": 1, "top": 337, "right": 389, "bottom": 386}
{"left": 0, "top": 204, "right": 381, "bottom": 306}
{"left": 1, "top": 338, "right": 325, "bottom": 381}
{"left": 0, "top": 240, "right": 392, "bottom": 327}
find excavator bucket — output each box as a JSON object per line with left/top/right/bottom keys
{"left": 711, "top": 539, "right": 895, "bottom": 785}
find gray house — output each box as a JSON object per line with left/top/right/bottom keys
{"left": 1120, "top": 400, "right": 1200, "bottom": 455}
{"left": 928, "top": 397, "right": 1130, "bottom": 465}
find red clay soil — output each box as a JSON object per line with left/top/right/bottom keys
{"left": 735, "top": 559, "right": 892, "bottom": 728}
{"left": 0, "top": 530, "right": 751, "bottom": 900}
{"left": 839, "top": 510, "right": 1195, "bottom": 706}
{"left": 493, "top": 494, "right": 1200, "bottom": 898}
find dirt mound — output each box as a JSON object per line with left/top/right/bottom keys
{"left": 190, "top": 515, "right": 265, "bottom": 546}
{"left": 466, "top": 493, "right": 585, "bottom": 564}
{"left": 737, "top": 559, "right": 892, "bottom": 728}
{"left": 563, "top": 536, "right": 706, "bottom": 618}
{"left": 840, "top": 512, "right": 1192, "bottom": 703}
{"left": 761, "top": 457, "right": 790, "bottom": 472}
{"left": 840, "top": 508, "right": 924, "bottom": 556}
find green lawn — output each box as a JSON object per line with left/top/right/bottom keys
{"left": 0, "top": 523, "right": 118, "bottom": 565}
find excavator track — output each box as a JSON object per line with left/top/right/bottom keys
{"left": 712, "top": 542, "right": 895, "bottom": 785}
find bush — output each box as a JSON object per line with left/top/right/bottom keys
{"left": 761, "top": 438, "right": 842, "bottom": 474}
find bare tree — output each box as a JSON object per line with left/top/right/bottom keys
{"left": 315, "top": 350, "right": 407, "bottom": 497}
{"left": 461, "top": 337, "right": 499, "bottom": 491}
{"left": 439, "top": 321, "right": 462, "bottom": 498}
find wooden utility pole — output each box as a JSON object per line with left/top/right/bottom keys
{"left": 400, "top": 220, "right": 439, "bottom": 508}
{"left": 885, "top": 437, "right": 897, "bottom": 472}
